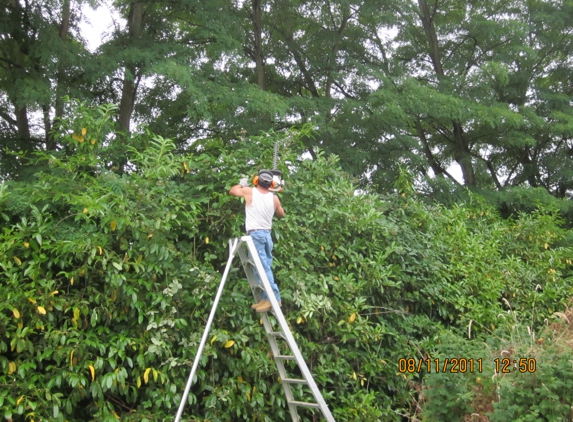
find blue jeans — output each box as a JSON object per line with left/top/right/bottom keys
{"left": 249, "top": 230, "right": 281, "bottom": 302}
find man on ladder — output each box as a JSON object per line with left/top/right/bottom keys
{"left": 229, "top": 169, "right": 285, "bottom": 312}
{"left": 175, "top": 169, "right": 335, "bottom": 422}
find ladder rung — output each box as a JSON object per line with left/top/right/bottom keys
{"left": 274, "top": 355, "right": 295, "bottom": 360}
{"left": 282, "top": 378, "right": 307, "bottom": 385}
{"left": 288, "top": 400, "right": 320, "bottom": 408}
{"left": 268, "top": 331, "right": 286, "bottom": 339}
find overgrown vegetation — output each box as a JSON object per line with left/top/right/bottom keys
{"left": 1, "top": 103, "right": 573, "bottom": 421}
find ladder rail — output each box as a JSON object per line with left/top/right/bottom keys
{"left": 238, "top": 241, "right": 300, "bottom": 420}
{"left": 174, "top": 238, "right": 241, "bottom": 422}
{"left": 242, "top": 236, "right": 336, "bottom": 422}
{"left": 175, "top": 236, "right": 336, "bottom": 422}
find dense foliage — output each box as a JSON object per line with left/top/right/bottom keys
{"left": 2, "top": 0, "right": 573, "bottom": 206}
{"left": 1, "top": 103, "right": 573, "bottom": 421}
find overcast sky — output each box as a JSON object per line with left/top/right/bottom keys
{"left": 82, "top": 2, "right": 123, "bottom": 52}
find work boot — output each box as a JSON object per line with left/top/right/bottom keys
{"left": 251, "top": 300, "right": 264, "bottom": 309}
{"left": 255, "top": 300, "right": 272, "bottom": 313}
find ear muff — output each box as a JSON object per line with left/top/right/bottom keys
{"left": 255, "top": 170, "right": 275, "bottom": 188}
{"left": 253, "top": 175, "right": 276, "bottom": 188}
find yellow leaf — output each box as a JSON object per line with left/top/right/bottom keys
{"left": 147, "top": 234, "right": 153, "bottom": 239}
{"left": 28, "top": 298, "right": 36, "bottom": 303}
{"left": 16, "top": 395, "right": 23, "bottom": 405}
{"left": 112, "top": 411, "right": 119, "bottom": 419}
{"left": 83, "top": 208, "right": 88, "bottom": 214}
{"left": 152, "top": 368, "right": 158, "bottom": 382}
{"left": 224, "top": 340, "right": 235, "bottom": 348}
{"left": 97, "top": 246, "right": 103, "bottom": 255}
{"left": 74, "top": 307, "right": 80, "bottom": 321}
{"left": 297, "top": 317, "right": 303, "bottom": 324}
{"left": 81, "top": 127, "right": 87, "bottom": 135}
{"left": 13, "top": 256, "right": 22, "bottom": 266}
{"left": 351, "top": 371, "right": 357, "bottom": 380}
{"left": 89, "top": 365, "right": 95, "bottom": 381}
{"left": 72, "top": 133, "right": 80, "bottom": 141}
{"left": 205, "top": 237, "right": 209, "bottom": 244}
{"left": 111, "top": 220, "right": 117, "bottom": 231}
{"left": 78, "top": 136, "right": 84, "bottom": 143}
{"left": 238, "top": 376, "right": 244, "bottom": 383}
{"left": 333, "top": 276, "right": 339, "bottom": 281}
{"left": 70, "top": 276, "right": 74, "bottom": 285}
{"left": 50, "top": 290, "right": 59, "bottom": 296}
{"left": 143, "top": 368, "right": 151, "bottom": 384}
{"left": 13, "top": 308, "right": 20, "bottom": 319}
{"left": 544, "top": 243, "right": 549, "bottom": 249}
{"left": 70, "top": 350, "right": 75, "bottom": 365}
{"left": 24, "top": 242, "right": 29, "bottom": 248}
{"left": 137, "top": 377, "right": 141, "bottom": 388}
{"left": 259, "top": 319, "right": 262, "bottom": 324}
{"left": 17, "top": 322, "right": 22, "bottom": 328}
{"left": 348, "top": 313, "right": 357, "bottom": 323}
{"left": 245, "top": 392, "right": 251, "bottom": 401}
{"left": 90, "top": 139, "right": 96, "bottom": 145}
{"left": 210, "top": 336, "right": 218, "bottom": 345}
{"left": 320, "top": 245, "right": 324, "bottom": 251}
{"left": 37, "top": 306, "right": 46, "bottom": 315}
{"left": 8, "top": 361, "right": 16, "bottom": 374}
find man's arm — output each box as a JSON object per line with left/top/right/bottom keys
{"left": 229, "top": 185, "right": 247, "bottom": 197}
{"left": 274, "top": 195, "right": 285, "bottom": 219}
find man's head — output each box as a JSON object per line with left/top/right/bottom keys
{"left": 256, "top": 169, "right": 274, "bottom": 188}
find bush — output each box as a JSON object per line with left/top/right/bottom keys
{"left": 2, "top": 102, "right": 573, "bottom": 421}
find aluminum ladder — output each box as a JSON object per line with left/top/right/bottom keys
{"left": 174, "top": 236, "right": 336, "bottom": 422}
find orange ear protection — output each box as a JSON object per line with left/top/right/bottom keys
{"left": 253, "top": 170, "right": 276, "bottom": 188}
{"left": 252, "top": 176, "right": 277, "bottom": 188}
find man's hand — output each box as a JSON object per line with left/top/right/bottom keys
{"left": 239, "top": 177, "right": 249, "bottom": 187}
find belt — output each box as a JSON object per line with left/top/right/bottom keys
{"left": 247, "top": 229, "right": 271, "bottom": 234}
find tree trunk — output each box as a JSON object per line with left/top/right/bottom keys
{"left": 54, "top": 0, "right": 70, "bottom": 122}
{"left": 251, "top": 0, "right": 265, "bottom": 90}
{"left": 46, "top": 0, "right": 70, "bottom": 150}
{"left": 118, "top": 1, "right": 144, "bottom": 134}
{"left": 418, "top": 0, "right": 475, "bottom": 186}
{"left": 453, "top": 121, "right": 475, "bottom": 186}
{"left": 43, "top": 104, "right": 52, "bottom": 148}
{"left": 415, "top": 119, "right": 444, "bottom": 177}
{"left": 325, "top": 9, "right": 350, "bottom": 99}
{"left": 418, "top": 0, "right": 444, "bottom": 78}
{"left": 15, "top": 104, "right": 30, "bottom": 143}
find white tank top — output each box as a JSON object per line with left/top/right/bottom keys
{"left": 245, "top": 188, "right": 274, "bottom": 231}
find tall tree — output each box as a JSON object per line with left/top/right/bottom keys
{"left": 117, "top": 0, "right": 144, "bottom": 134}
